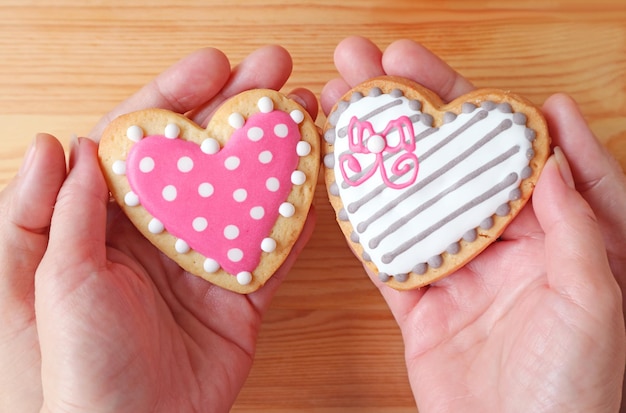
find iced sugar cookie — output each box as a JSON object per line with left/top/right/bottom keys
{"left": 99, "top": 89, "right": 320, "bottom": 294}
{"left": 323, "top": 76, "right": 550, "bottom": 290}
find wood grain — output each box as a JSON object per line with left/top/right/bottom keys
{"left": 1, "top": 1, "right": 625, "bottom": 411}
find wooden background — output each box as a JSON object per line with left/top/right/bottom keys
{"left": 2, "top": 1, "right": 625, "bottom": 411}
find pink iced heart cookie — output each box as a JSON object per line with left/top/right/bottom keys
{"left": 323, "top": 77, "right": 550, "bottom": 290}
{"left": 99, "top": 90, "right": 320, "bottom": 293}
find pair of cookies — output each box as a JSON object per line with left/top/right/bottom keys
{"left": 98, "top": 77, "right": 549, "bottom": 293}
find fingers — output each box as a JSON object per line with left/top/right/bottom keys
{"left": 186, "top": 45, "right": 295, "bottom": 126}
{"left": 90, "top": 47, "right": 232, "bottom": 140}
{"left": 542, "top": 94, "right": 626, "bottom": 281}
{"left": 533, "top": 148, "right": 620, "bottom": 302}
{"left": 381, "top": 39, "right": 474, "bottom": 101}
{"left": 321, "top": 37, "right": 475, "bottom": 114}
{"left": 44, "top": 138, "right": 109, "bottom": 270}
{"left": 0, "top": 134, "right": 66, "bottom": 299}
{"left": 320, "top": 36, "right": 384, "bottom": 114}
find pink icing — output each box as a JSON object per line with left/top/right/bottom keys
{"left": 126, "top": 110, "right": 300, "bottom": 275}
{"left": 339, "top": 116, "right": 419, "bottom": 189}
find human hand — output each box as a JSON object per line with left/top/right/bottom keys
{"left": 0, "top": 46, "right": 318, "bottom": 413}
{"left": 322, "top": 36, "right": 626, "bottom": 412}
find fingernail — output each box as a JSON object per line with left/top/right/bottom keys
{"left": 288, "top": 93, "right": 307, "bottom": 110}
{"left": 69, "top": 134, "right": 80, "bottom": 169}
{"left": 554, "top": 146, "right": 575, "bottom": 189}
{"left": 18, "top": 134, "right": 40, "bottom": 176}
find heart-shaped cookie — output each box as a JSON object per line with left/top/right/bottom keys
{"left": 323, "top": 77, "right": 550, "bottom": 290}
{"left": 99, "top": 89, "right": 320, "bottom": 293}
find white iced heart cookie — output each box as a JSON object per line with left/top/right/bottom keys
{"left": 99, "top": 89, "right": 320, "bottom": 294}
{"left": 323, "top": 77, "right": 550, "bottom": 290}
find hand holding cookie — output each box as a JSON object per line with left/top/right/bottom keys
{"left": 322, "top": 36, "right": 626, "bottom": 412}
{"left": 0, "top": 46, "right": 318, "bottom": 413}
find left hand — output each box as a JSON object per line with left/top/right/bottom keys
{"left": 0, "top": 45, "right": 318, "bottom": 413}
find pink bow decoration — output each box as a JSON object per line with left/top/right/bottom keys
{"left": 339, "top": 115, "right": 419, "bottom": 189}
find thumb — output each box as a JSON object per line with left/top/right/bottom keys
{"left": 41, "top": 137, "right": 110, "bottom": 273}
{"left": 533, "top": 147, "right": 619, "bottom": 302}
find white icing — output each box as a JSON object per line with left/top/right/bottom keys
{"left": 203, "top": 258, "right": 220, "bottom": 273}
{"left": 237, "top": 271, "right": 252, "bottom": 285}
{"left": 228, "top": 248, "right": 244, "bottom": 262}
{"left": 124, "top": 191, "right": 140, "bottom": 206}
{"left": 148, "top": 218, "right": 164, "bottom": 234}
{"left": 200, "top": 138, "right": 220, "bottom": 154}
{"left": 266, "top": 177, "right": 280, "bottom": 192}
{"left": 296, "top": 141, "right": 312, "bottom": 156}
{"left": 162, "top": 185, "right": 177, "bottom": 202}
{"left": 233, "top": 188, "right": 247, "bottom": 202}
{"left": 164, "top": 123, "right": 180, "bottom": 139}
{"left": 250, "top": 206, "right": 265, "bottom": 220}
{"left": 290, "top": 110, "right": 304, "bottom": 124}
{"left": 126, "top": 125, "right": 144, "bottom": 142}
{"left": 331, "top": 94, "right": 532, "bottom": 276}
{"left": 228, "top": 112, "right": 245, "bottom": 129}
{"left": 274, "top": 124, "right": 289, "bottom": 138}
{"left": 112, "top": 160, "right": 127, "bottom": 175}
{"left": 175, "top": 238, "right": 190, "bottom": 253}
{"left": 224, "top": 224, "right": 240, "bottom": 240}
{"left": 224, "top": 156, "right": 241, "bottom": 171}
{"left": 279, "top": 202, "right": 295, "bottom": 217}
{"left": 247, "top": 126, "right": 264, "bottom": 142}
{"left": 258, "top": 150, "right": 273, "bottom": 164}
{"left": 177, "top": 156, "right": 194, "bottom": 173}
{"left": 261, "top": 237, "right": 277, "bottom": 252}
{"left": 192, "top": 217, "right": 208, "bottom": 232}
{"left": 291, "top": 170, "right": 306, "bottom": 185}
{"left": 198, "top": 182, "right": 214, "bottom": 198}
{"left": 258, "top": 96, "right": 274, "bottom": 113}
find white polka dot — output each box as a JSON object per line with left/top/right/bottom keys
{"left": 177, "top": 156, "right": 194, "bottom": 173}
{"left": 291, "top": 170, "right": 306, "bottom": 185}
{"left": 164, "top": 123, "right": 180, "bottom": 139}
{"left": 124, "top": 191, "right": 139, "bottom": 207}
{"left": 228, "top": 248, "right": 244, "bottom": 262}
{"left": 290, "top": 109, "right": 304, "bottom": 124}
{"left": 266, "top": 177, "right": 280, "bottom": 192}
{"left": 139, "top": 157, "right": 155, "bottom": 173}
{"left": 237, "top": 271, "right": 252, "bottom": 285}
{"left": 233, "top": 189, "right": 248, "bottom": 202}
{"left": 127, "top": 125, "right": 144, "bottom": 142}
{"left": 250, "top": 206, "right": 265, "bottom": 220}
{"left": 201, "top": 138, "right": 220, "bottom": 154}
{"left": 279, "top": 202, "right": 295, "bottom": 217}
{"left": 247, "top": 126, "right": 264, "bottom": 142}
{"left": 192, "top": 217, "right": 208, "bottom": 232}
{"left": 112, "top": 160, "right": 126, "bottom": 175}
{"left": 203, "top": 258, "right": 220, "bottom": 273}
{"left": 258, "top": 150, "right": 273, "bottom": 164}
{"left": 224, "top": 225, "right": 240, "bottom": 240}
{"left": 198, "top": 182, "right": 214, "bottom": 198}
{"left": 228, "top": 112, "right": 245, "bottom": 129}
{"left": 175, "top": 239, "right": 190, "bottom": 254}
{"left": 258, "top": 96, "right": 274, "bottom": 113}
{"left": 148, "top": 218, "right": 164, "bottom": 234}
{"left": 296, "top": 141, "right": 311, "bottom": 156}
{"left": 274, "top": 123, "right": 289, "bottom": 138}
{"left": 162, "top": 185, "right": 177, "bottom": 201}
{"left": 261, "top": 237, "right": 277, "bottom": 253}
{"left": 224, "top": 156, "right": 240, "bottom": 170}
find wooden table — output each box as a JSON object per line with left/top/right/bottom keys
{"left": 2, "top": 1, "right": 625, "bottom": 411}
